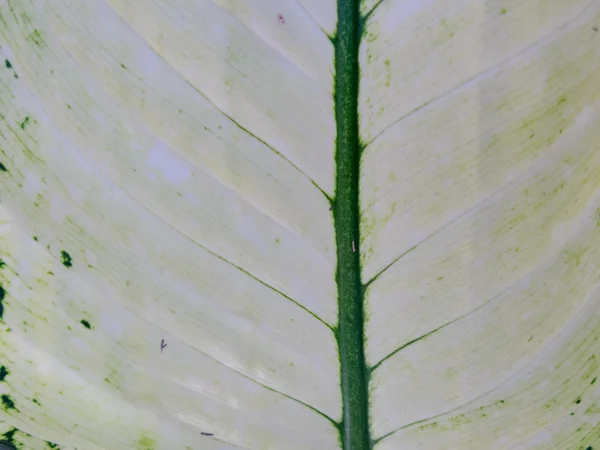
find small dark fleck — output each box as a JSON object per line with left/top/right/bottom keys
{"left": 0, "top": 259, "right": 5, "bottom": 268}
{"left": 277, "top": 14, "right": 285, "bottom": 24}
{"left": 0, "top": 162, "right": 7, "bottom": 172}
{"left": 1, "top": 394, "right": 16, "bottom": 410}
{"left": 575, "top": 396, "right": 581, "bottom": 404}
{"left": 4, "top": 59, "right": 12, "bottom": 69}
{"left": 593, "top": 26, "right": 598, "bottom": 32}
{"left": 592, "top": 377, "right": 597, "bottom": 385}
{"left": 80, "top": 319, "right": 91, "bottom": 329}
{"left": 60, "top": 250, "right": 72, "bottom": 268}
{"left": 120, "top": 63, "right": 127, "bottom": 69}
{"left": 201, "top": 432, "right": 214, "bottom": 436}
{"left": 32, "top": 398, "right": 40, "bottom": 405}
{"left": 33, "top": 236, "right": 38, "bottom": 241}
{"left": 0, "top": 366, "right": 8, "bottom": 381}
{"left": 586, "top": 446, "right": 593, "bottom": 450}
{"left": 47, "top": 442, "right": 59, "bottom": 449}
{"left": 329, "top": 204, "right": 334, "bottom": 211}
{"left": 19, "top": 116, "right": 30, "bottom": 130}
{"left": 570, "top": 412, "right": 574, "bottom": 416}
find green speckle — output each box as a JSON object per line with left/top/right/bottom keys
{"left": 0, "top": 366, "right": 8, "bottom": 381}
{"left": 120, "top": 63, "right": 127, "bottom": 69}
{"left": 575, "top": 396, "right": 582, "bottom": 404}
{"left": 4, "top": 59, "right": 12, "bottom": 69}
{"left": 384, "top": 59, "right": 390, "bottom": 67}
{"left": 591, "top": 377, "right": 597, "bottom": 385}
{"left": 80, "top": 320, "right": 91, "bottom": 329}
{"left": 19, "top": 116, "right": 30, "bottom": 130}
{"left": 500, "top": 8, "right": 507, "bottom": 14}
{"left": 570, "top": 412, "right": 574, "bottom": 416}
{"left": 585, "top": 446, "right": 593, "bottom": 450}
{"left": 32, "top": 398, "right": 41, "bottom": 405}
{"left": 137, "top": 435, "right": 156, "bottom": 449}
{"left": 47, "top": 442, "right": 59, "bottom": 449}
{"left": 275, "top": 238, "right": 280, "bottom": 244}
{"left": 33, "top": 236, "right": 38, "bottom": 241}
{"left": 60, "top": 250, "right": 73, "bottom": 268}
{"left": 27, "top": 30, "right": 44, "bottom": 47}
{"left": 1, "top": 394, "right": 17, "bottom": 410}
{"left": 0, "top": 162, "right": 7, "bottom": 172}
{"left": 0, "top": 259, "right": 5, "bottom": 268}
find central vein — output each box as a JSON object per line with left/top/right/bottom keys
{"left": 333, "top": 1, "right": 371, "bottom": 449}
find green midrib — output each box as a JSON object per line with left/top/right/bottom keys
{"left": 333, "top": 1, "right": 371, "bottom": 449}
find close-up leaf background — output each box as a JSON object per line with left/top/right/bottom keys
{"left": 0, "top": 0, "right": 599, "bottom": 449}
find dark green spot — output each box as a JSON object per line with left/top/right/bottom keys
{"left": 0, "top": 366, "right": 8, "bottom": 381}
{"left": 591, "top": 377, "right": 597, "bottom": 385}
{"left": 570, "top": 412, "right": 574, "bottom": 416}
{"left": 0, "top": 259, "right": 5, "bottom": 268}
{"left": 575, "top": 396, "right": 581, "bottom": 404}
{"left": 0, "top": 162, "right": 7, "bottom": 172}
{"left": 60, "top": 250, "right": 73, "bottom": 268}
{"left": 47, "top": 442, "right": 59, "bottom": 449}
{"left": 1, "top": 427, "right": 17, "bottom": 445}
{"left": 4, "top": 59, "right": 12, "bottom": 69}
{"left": 120, "top": 63, "right": 127, "bottom": 69}
{"left": 585, "top": 446, "right": 593, "bottom": 450}
{"left": 0, "top": 284, "right": 5, "bottom": 319}
{"left": 1, "top": 394, "right": 17, "bottom": 410}
{"left": 80, "top": 319, "right": 91, "bottom": 329}
{"left": 33, "top": 236, "right": 38, "bottom": 241}
{"left": 32, "top": 398, "right": 40, "bottom": 405}
{"left": 19, "top": 116, "right": 30, "bottom": 130}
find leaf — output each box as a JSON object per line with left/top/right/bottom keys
{"left": 0, "top": 0, "right": 599, "bottom": 449}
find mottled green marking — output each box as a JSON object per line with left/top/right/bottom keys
{"left": 0, "top": 366, "right": 8, "bottom": 381}
{"left": 0, "top": 162, "right": 8, "bottom": 172}
{"left": 0, "top": 259, "right": 5, "bottom": 268}
{"left": 591, "top": 377, "right": 597, "bottom": 385}
{"left": 80, "top": 319, "right": 91, "bottom": 329}
{"left": 1, "top": 394, "right": 16, "bottom": 410}
{"left": 46, "top": 442, "right": 59, "bottom": 449}
{"left": 4, "top": 59, "right": 12, "bottom": 69}
{"left": 60, "top": 250, "right": 73, "bottom": 268}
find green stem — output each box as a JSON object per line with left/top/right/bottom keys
{"left": 333, "top": 1, "right": 371, "bottom": 449}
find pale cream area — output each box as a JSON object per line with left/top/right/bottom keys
{"left": 362, "top": 0, "right": 600, "bottom": 447}
{"left": 0, "top": 0, "right": 339, "bottom": 448}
